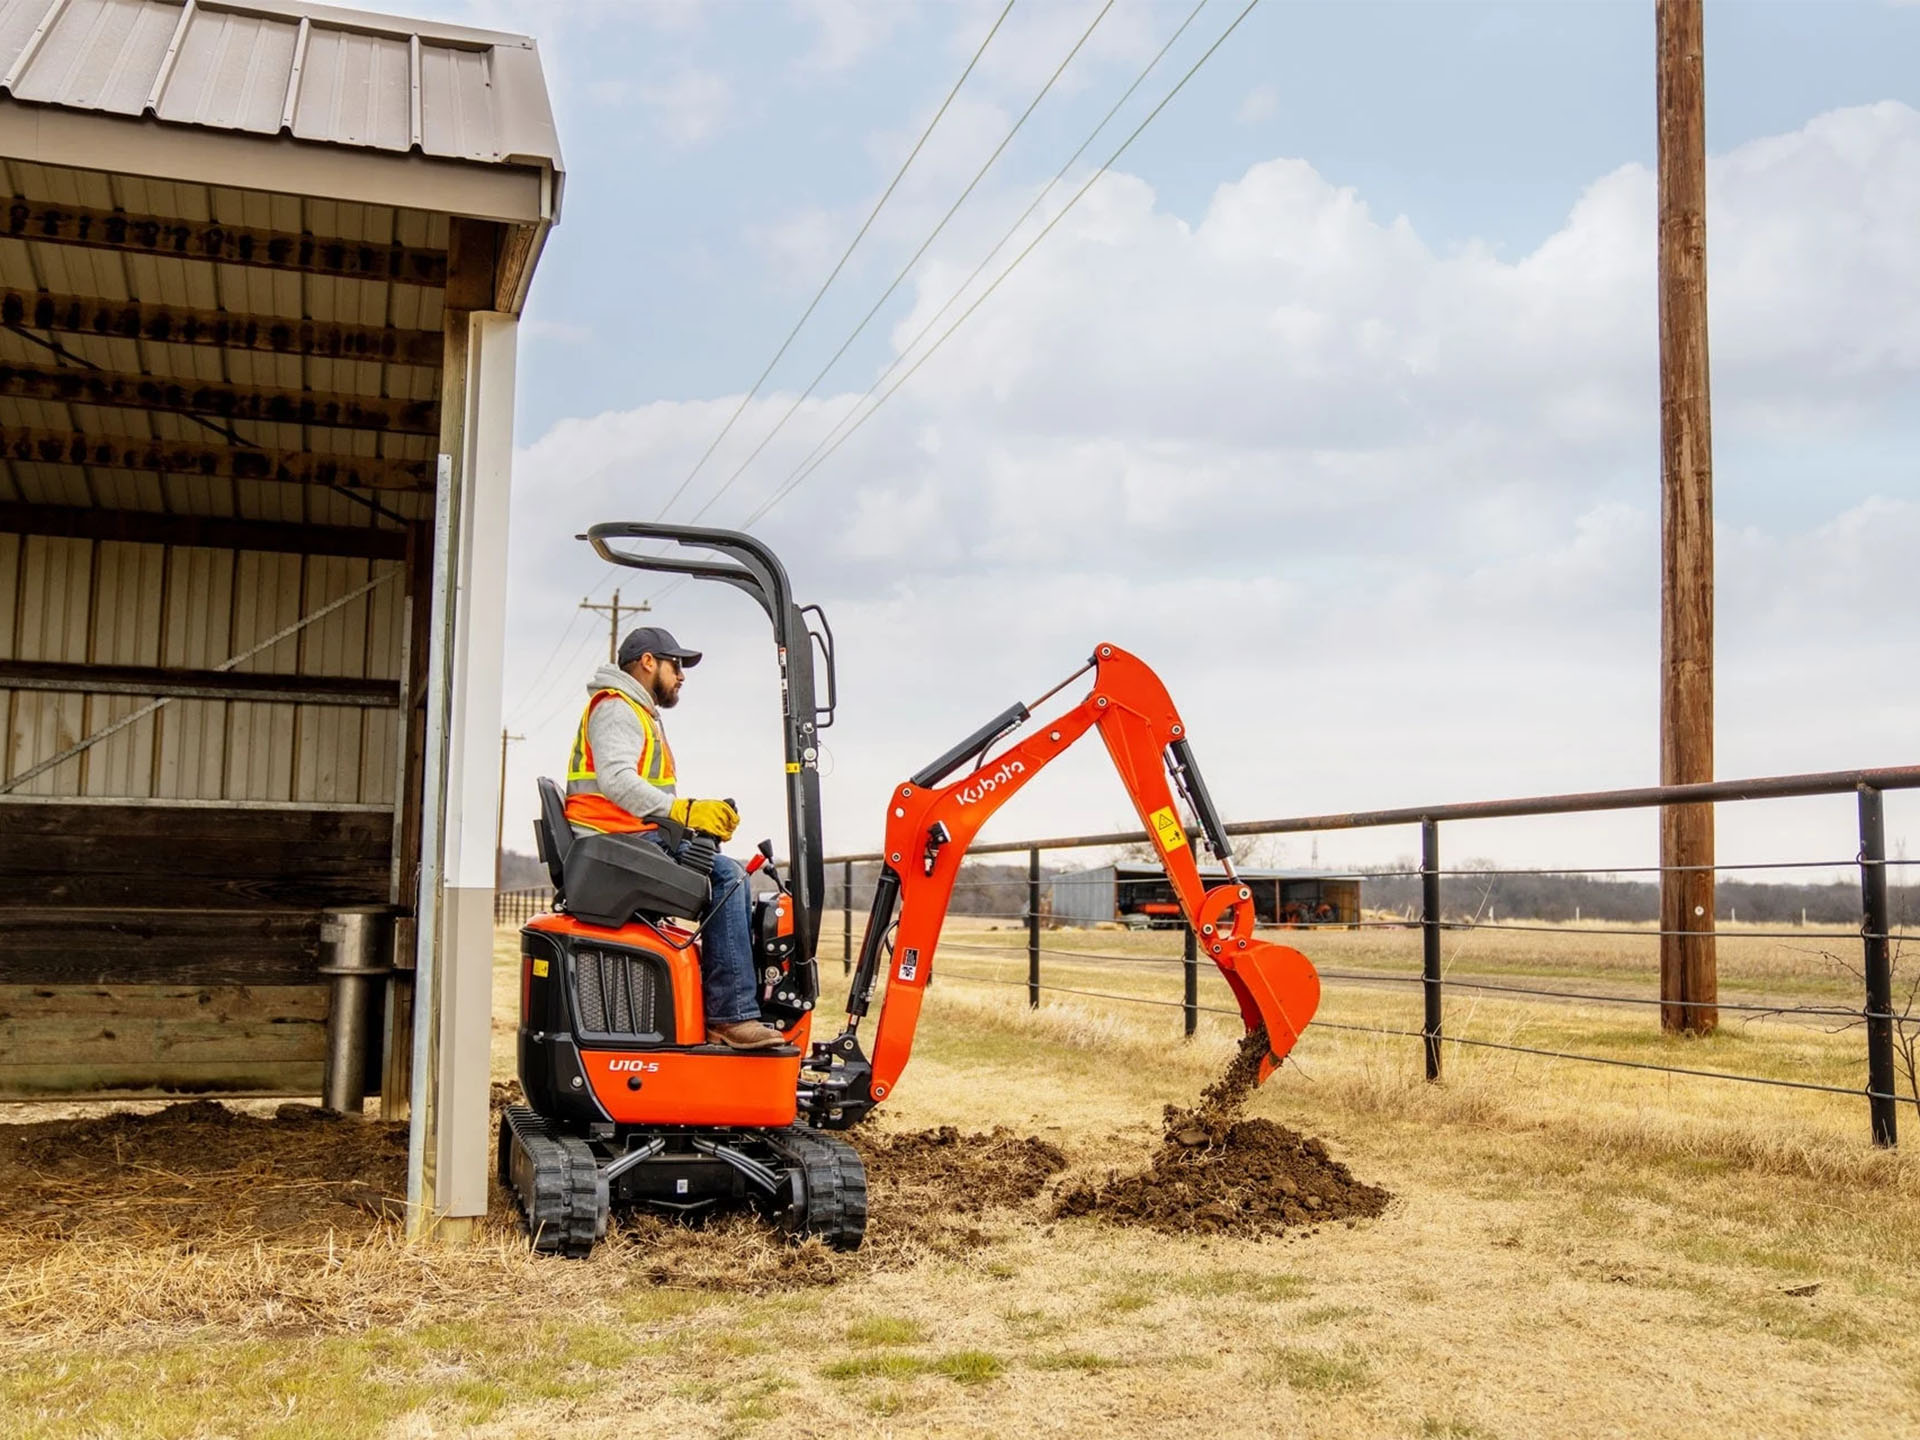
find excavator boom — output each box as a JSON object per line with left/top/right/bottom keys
{"left": 802, "top": 644, "right": 1321, "bottom": 1127}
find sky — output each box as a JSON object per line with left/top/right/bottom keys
{"left": 411, "top": 0, "right": 1919, "bottom": 878}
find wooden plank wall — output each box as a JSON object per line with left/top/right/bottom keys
{"left": 0, "top": 802, "right": 391, "bottom": 1099}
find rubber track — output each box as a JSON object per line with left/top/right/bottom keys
{"left": 768, "top": 1127, "right": 868, "bottom": 1252}
{"left": 502, "top": 1106, "right": 607, "bottom": 1258}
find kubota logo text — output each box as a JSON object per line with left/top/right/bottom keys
{"left": 955, "top": 760, "right": 1026, "bottom": 805}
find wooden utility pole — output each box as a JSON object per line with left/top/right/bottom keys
{"left": 494, "top": 729, "right": 524, "bottom": 891}
{"left": 1656, "top": 0, "right": 1717, "bottom": 1034}
{"left": 579, "top": 589, "right": 650, "bottom": 664}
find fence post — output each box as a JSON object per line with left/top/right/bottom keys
{"left": 1183, "top": 923, "right": 1198, "bottom": 1038}
{"left": 1859, "top": 786, "right": 1897, "bottom": 1147}
{"left": 1027, "top": 847, "right": 1041, "bottom": 1009}
{"left": 1422, "top": 818, "right": 1443, "bottom": 1082}
{"left": 842, "top": 858, "right": 853, "bottom": 976}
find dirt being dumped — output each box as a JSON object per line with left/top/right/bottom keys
{"left": 0, "top": 1100, "right": 409, "bottom": 1244}
{"left": 1055, "top": 1028, "right": 1391, "bottom": 1238}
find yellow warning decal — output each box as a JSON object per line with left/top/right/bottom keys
{"left": 532, "top": 958, "right": 549, "bottom": 978}
{"left": 786, "top": 762, "right": 802, "bottom": 773}
{"left": 1149, "top": 806, "right": 1185, "bottom": 853}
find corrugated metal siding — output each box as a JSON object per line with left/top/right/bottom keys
{"left": 0, "top": 532, "right": 404, "bottom": 803}
{"left": 1049, "top": 867, "right": 1119, "bottom": 925}
{"left": 0, "top": 0, "right": 556, "bottom": 169}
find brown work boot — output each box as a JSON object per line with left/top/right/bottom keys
{"left": 707, "top": 1019, "right": 787, "bottom": 1051}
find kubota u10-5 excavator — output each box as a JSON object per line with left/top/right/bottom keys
{"left": 501, "top": 523, "right": 1321, "bottom": 1256}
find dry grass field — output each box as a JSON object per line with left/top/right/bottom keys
{"left": 2, "top": 917, "right": 1917, "bottom": 1439}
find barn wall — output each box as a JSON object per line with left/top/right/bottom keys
{"left": 0, "top": 532, "right": 406, "bottom": 803}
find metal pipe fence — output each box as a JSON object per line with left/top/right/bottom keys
{"left": 826, "top": 763, "right": 1920, "bottom": 1148}
{"left": 495, "top": 886, "right": 553, "bottom": 926}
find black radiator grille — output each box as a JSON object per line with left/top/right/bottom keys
{"left": 572, "top": 948, "right": 665, "bottom": 1038}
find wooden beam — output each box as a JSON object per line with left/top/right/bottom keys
{"left": 0, "top": 1059, "right": 326, "bottom": 1100}
{"left": 0, "top": 288, "right": 443, "bottom": 366}
{"left": 1657, "top": 0, "right": 1717, "bottom": 1036}
{"left": 0, "top": 918, "right": 321, "bottom": 985}
{"left": 0, "top": 803, "right": 393, "bottom": 910}
{"left": 0, "top": 502, "right": 409, "bottom": 558}
{"left": 0, "top": 426, "right": 430, "bottom": 490}
{"left": 2, "top": 199, "right": 448, "bottom": 286}
{"left": 0, "top": 658, "right": 401, "bottom": 708}
{"left": 0, "top": 358, "right": 438, "bottom": 435}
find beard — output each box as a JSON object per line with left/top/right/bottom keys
{"left": 655, "top": 680, "right": 681, "bottom": 709}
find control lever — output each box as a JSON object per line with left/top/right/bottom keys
{"left": 746, "top": 837, "right": 777, "bottom": 878}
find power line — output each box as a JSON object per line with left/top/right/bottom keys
{"left": 759, "top": 0, "right": 1213, "bottom": 507}
{"left": 738, "top": 0, "right": 1264, "bottom": 533}
{"left": 680, "top": 0, "right": 1117, "bottom": 528}
{"left": 652, "top": 0, "right": 1017, "bottom": 524}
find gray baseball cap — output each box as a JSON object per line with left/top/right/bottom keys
{"left": 617, "top": 625, "right": 702, "bottom": 668}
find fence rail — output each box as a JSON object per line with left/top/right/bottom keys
{"left": 825, "top": 763, "right": 1920, "bottom": 1147}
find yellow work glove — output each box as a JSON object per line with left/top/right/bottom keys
{"left": 670, "top": 797, "right": 740, "bottom": 841}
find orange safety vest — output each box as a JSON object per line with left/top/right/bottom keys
{"left": 563, "top": 689, "right": 678, "bottom": 834}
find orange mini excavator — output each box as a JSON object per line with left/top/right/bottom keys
{"left": 501, "top": 523, "right": 1322, "bottom": 1256}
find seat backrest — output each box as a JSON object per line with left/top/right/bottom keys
{"left": 534, "top": 778, "right": 572, "bottom": 891}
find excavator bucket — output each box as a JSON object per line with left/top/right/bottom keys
{"left": 1218, "top": 937, "right": 1322, "bottom": 1083}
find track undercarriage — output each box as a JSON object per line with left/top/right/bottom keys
{"left": 499, "top": 1105, "right": 868, "bottom": 1259}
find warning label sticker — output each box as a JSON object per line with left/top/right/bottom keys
{"left": 898, "top": 947, "right": 921, "bottom": 983}
{"left": 1150, "top": 806, "right": 1185, "bottom": 853}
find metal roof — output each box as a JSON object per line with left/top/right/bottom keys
{"left": 0, "top": 0, "right": 561, "bottom": 175}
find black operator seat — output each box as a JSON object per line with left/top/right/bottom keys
{"left": 532, "top": 777, "right": 712, "bottom": 928}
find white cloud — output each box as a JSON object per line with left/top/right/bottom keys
{"left": 637, "top": 65, "right": 736, "bottom": 147}
{"left": 791, "top": 0, "right": 901, "bottom": 73}
{"left": 503, "top": 103, "right": 1920, "bottom": 874}
{"left": 1238, "top": 84, "right": 1279, "bottom": 126}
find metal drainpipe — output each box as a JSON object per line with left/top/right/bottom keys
{"left": 321, "top": 908, "right": 393, "bottom": 1113}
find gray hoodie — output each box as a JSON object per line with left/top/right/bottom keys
{"left": 572, "top": 664, "right": 676, "bottom": 829}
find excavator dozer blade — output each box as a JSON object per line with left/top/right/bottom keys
{"left": 1220, "top": 939, "right": 1322, "bottom": 1084}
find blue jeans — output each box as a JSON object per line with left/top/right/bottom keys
{"left": 644, "top": 835, "right": 759, "bottom": 1026}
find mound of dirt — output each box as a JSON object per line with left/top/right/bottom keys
{"left": 1054, "top": 1028, "right": 1391, "bottom": 1238}
{"left": 0, "top": 1100, "right": 408, "bottom": 1243}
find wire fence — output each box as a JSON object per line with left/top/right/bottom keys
{"left": 822, "top": 762, "right": 1920, "bottom": 1147}
{"left": 495, "top": 887, "right": 554, "bottom": 926}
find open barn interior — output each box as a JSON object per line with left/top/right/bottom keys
{"left": 0, "top": 0, "right": 558, "bottom": 1228}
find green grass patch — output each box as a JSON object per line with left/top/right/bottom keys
{"left": 821, "top": 1350, "right": 1005, "bottom": 1387}
{"left": 1260, "top": 1345, "right": 1374, "bottom": 1395}
{"left": 928, "top": 1350, "right": 1006, "bottom": 1385}
{"left": 845, "top": 1316, "right": 929, "bottom": 1347}
{"left": 1030, "top": 1350, "right": 1124, "bottom": 1373}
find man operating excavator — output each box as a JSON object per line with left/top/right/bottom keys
{"left": 563, "top": 625, "right": 788, "bottom": 1051}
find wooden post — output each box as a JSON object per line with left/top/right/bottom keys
{"left": 1657, "top": 0, "right": 1717, "bottom": 1034}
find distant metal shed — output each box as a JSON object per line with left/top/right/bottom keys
{"left": 1050, "top": 865, "right": 1364, "bottom": 929}
{"left": 0, "top": 0, "right": 561, "bottom": 1241}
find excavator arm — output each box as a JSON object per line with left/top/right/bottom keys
{"left": 801, "top": 643, "right": 1321, "bottom": 1128}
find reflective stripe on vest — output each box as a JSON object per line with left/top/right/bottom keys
{"left": 564, "top": 689, "right": 677, "bottom": 833}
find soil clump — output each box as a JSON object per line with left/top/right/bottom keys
{"left": 1055, "top": 1028, "right": 1391, "bottom": 1237}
